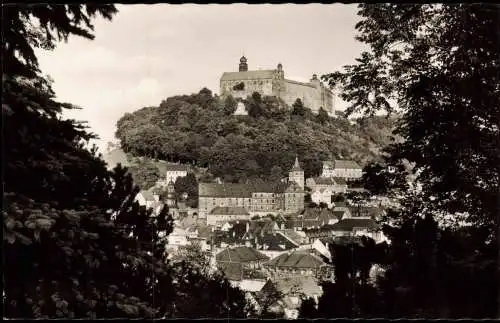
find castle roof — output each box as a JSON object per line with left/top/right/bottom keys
{"left": 221, "top": 70, "right": 275, "bottom": 81}
{"left": 323, "top": 160, "right": 362, "bottom": 170}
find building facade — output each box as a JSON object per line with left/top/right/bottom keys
{"left": 157, "top": 163, "right": 189, "bottom": 187}
{"left": 198, "top": 159, "right": 305, "bottom": 219}
{"left": 321, "top": 160, "right": 363, "bottom": 181}
{"left": 220, "top": 56, "right": 334, "bottom": 115}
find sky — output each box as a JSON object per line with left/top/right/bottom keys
{"left": 36, "top": 4, "right": 366, "bottom": 151}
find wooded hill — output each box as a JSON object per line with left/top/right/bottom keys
{"left": 115, "top": 89, "right": 398, "bottom": 183}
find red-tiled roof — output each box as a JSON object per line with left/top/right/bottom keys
{"left": 216, "top": 246, "right": 270, "bottom": 263}
{"left": 265, "top": 251, "right": 326, "bottom": 269}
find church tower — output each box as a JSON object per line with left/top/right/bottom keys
{"left": 165, "top": 180, "right": 176, "bottom": 207}
{"left": 288, "top": 155, "right": 304, "bottom": 189}
{"left": 239, "top": 56, "right": 248, "bottom": 72}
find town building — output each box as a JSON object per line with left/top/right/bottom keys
{"left": 198, "top": 160, "right": 305, "bottom": 219}
{"left": 264, "top": 250, "right": 331, "bottom": 280}
{"left": 134, "top": 187, "right": 164, "bottom": 216}
{"left": 207, "top": 206, "right": 251, "bottom": 226}
{"left": 303, "top": 217, "right": 388, "bottom": 244}
{"left": 321, "top": 160, "right": 363, "bottom": 181}
{"left": 288, "top": 156, "right": 304, "bottom": 189}
{"left": 164, "top": 180, "right": 176, "bottom": 208}
{"left": 306, "top": 176, "right": 347, "bottom": 194}
{"left": 233, "top": 101, "right": 248, "bottom": 116}
{"left": 220, "top": 56, "right": 334, "bottom": 115}
{"left": 157, "top": 162, "right": 189, "bottom": 187}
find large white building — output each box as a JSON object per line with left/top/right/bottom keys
{"left": 220, "top": 56, "right": 334, "bottom": 115}
{"left": 157, "top": 162, "right": 189, "bottom": 187}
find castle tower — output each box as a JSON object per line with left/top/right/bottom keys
{"left": 276, "top": 63, "right": 284, "bottom": 79}
{"left": 310, "top": 74, "right": 320, "bottom": 87}
{"left": 288, "top": 155, "right": 304, "bottom": 189}
{"left": 239, "top": 56, "right": 248, "bottom": 72}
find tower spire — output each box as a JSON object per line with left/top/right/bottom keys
{"left": 291, "top": 155, "right": 302, "bottom": 171}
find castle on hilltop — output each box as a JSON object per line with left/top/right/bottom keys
{"left": 220, "top": 56, "right": 334, "bottom": 115}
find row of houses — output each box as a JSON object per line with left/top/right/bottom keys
{"left": 214, "top": 245, "right": 327, "bottom": 319}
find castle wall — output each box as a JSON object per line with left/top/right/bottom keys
{"left": 221, "top": 78, "right": 274, "bottom": 99}
{"left": 280, "top": 80, "right": 333, "bottom": 114}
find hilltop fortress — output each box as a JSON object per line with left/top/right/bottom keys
{"left": 220, "top": 56, "right": 334, "bottom": 115}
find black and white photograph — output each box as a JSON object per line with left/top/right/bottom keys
{"left": 3, "top": 3, "right": 499, "bottom": 319}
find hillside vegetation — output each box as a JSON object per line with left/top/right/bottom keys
{"left": 115, "top": 88, "right": 397, "bottom": 182}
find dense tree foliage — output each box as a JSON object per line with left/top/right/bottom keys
{"left": 302, "top": 237, "right": 388, "bottom": 319}
{"left": 3, "top": 4, "right": 250, "bottom": 319}
{"left": 173, "top": 173, "right": 198, "bottom": 208}
{"left": 116, "top": 90, "right": 396, "bottom": 183}
{"left": 310, "top": 3, "right": 500, "bottom": 319}
{"left": 325, "top": 3, "right": 499, "bottom": 237}
{"left": 127, "top": 159, "right": 161, "bottom": 190}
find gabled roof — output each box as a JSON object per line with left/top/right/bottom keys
{"left": 209, "top": 206, "right": 250, "bottom": 216}
{"left": 254, "top": 232, "right": 299, "bottom": 251}
{"left": 216, "top": 246, "right": 270, "bottom": 263}
{"left": 330, "top": 218, "right": 380, "bottom": 232}
{"left": 323, "top": 160, "right": 362, "bottom": 170}
{"left": 221, "top": 70, "right": 275, "bottom": 81}
{"left": 245, "top": 220, "right": 278, "bottom": 238}
{"left": 265, "top": 251, "right": 327, "bottom": 269}
{"left": 333, "top": 210, "right": 346, "bottom": 220}
{"left": 281, "top": 230, "right": 307, "bottom": 245}
{"left": 138, "top": 187, "right": 158, "bottom": 202}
